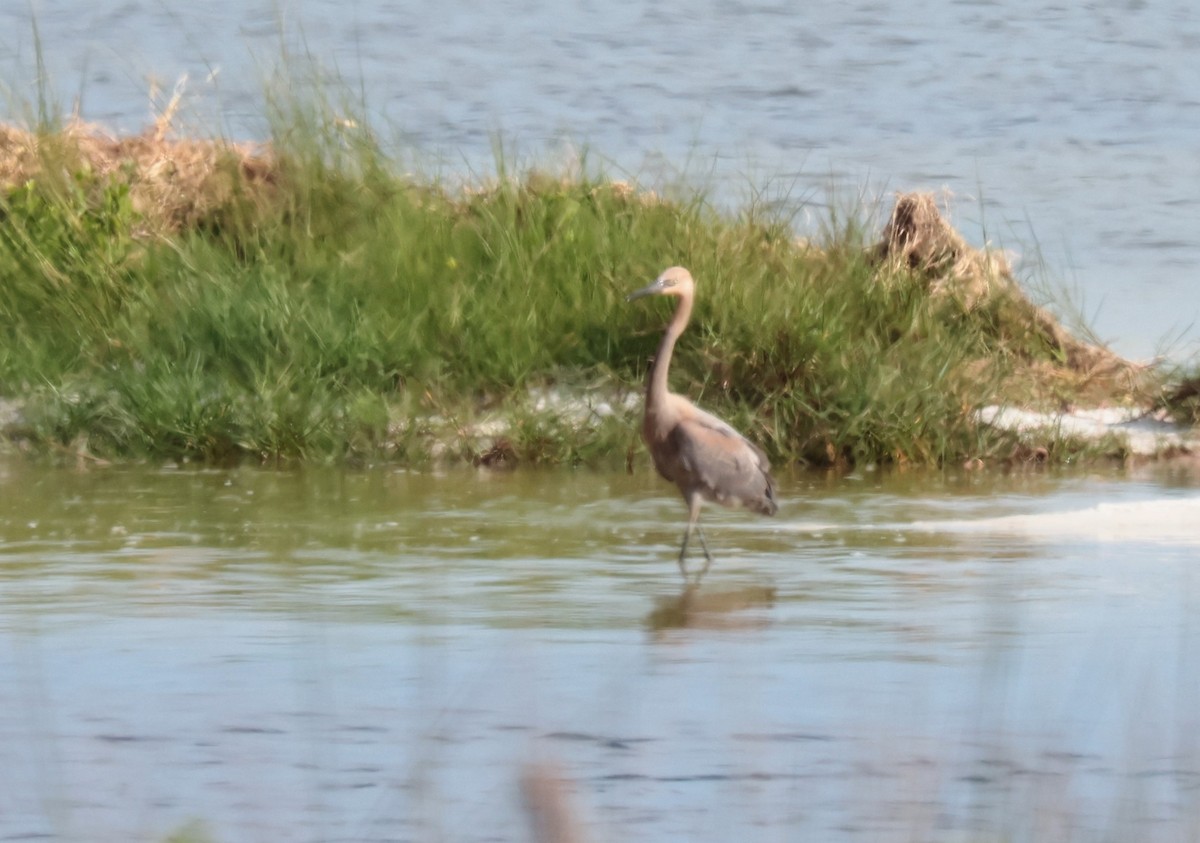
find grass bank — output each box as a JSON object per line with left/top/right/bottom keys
{"left": 0, "top": 96, "right": 1184, "bottom": 469}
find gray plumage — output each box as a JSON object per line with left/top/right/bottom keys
{"left": 627, "top": 266, "right": 778, "bottom": 579}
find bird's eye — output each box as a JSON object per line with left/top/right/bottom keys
{"left": 662, "top": 278, "right": 676, "bottom": 287}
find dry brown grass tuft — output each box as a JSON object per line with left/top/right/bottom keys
{"left": 875, "top": 191, "right": 1015, "bottom": 308}
{"left": 0, "top": 119, "right": 276, "bottom": 235}
{"left": 875, "top": 191, "right": 1154, "bottom": 407}
{"left": 520, "top": 761, "right": 591, "bottom": 843}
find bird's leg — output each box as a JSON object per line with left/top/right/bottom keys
{"left": 676, "top": 494, "right": 711, "bottom": 581}
{"left": 694, "top": 525, "right": 715, "bottom": 580}
{"left": 676, "top": 521, "right": 693, "bottom": 578}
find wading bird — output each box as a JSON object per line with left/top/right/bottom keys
{"left": 627, "top": 266, "right": 778, "bottom": 579}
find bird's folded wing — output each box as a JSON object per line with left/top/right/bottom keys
{"left": 671, "top": 418, "right": 773, "bottom": 508}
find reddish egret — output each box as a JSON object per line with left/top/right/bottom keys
{"left": 627, "top": 266, "right": 778, "bottom": 579}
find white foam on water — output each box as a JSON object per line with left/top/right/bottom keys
{"left": 908, "top": 497, "right": 1200, "bottom": 546}
{"left": 773, "top": 497, "right": 1200, "bottom": 547}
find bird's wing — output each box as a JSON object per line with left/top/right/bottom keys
{"left": 681, "top": 404, "right": 772, "bottom": 471}
{"left": 670, "top": 413, "right": 777, "bottom": 515}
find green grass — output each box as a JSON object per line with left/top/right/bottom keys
{"left": 0, "top": 77, "right": 1169, "bottom": 468}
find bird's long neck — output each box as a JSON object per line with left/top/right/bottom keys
{"left": 647, "top": 293, "right": 693, "bottom": 411}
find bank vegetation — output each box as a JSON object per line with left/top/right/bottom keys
{"left": 0, "top": 96, "right": 1193, "bottom": 470}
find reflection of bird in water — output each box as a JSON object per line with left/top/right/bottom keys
{"left": 627, "top": 266, "right": 778, "bottom": 580}
{"left": 645, "top": 582, "right": 778, "bottom": 632}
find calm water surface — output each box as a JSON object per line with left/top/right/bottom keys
{"left": 2, "top": 457, "right": 1200, "bottom": 841}
{"left": 2, "top": 1, "right": 1199, "bottom": 360}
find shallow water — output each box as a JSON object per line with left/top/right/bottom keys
{"left": 3, "top": 457, "right": 1200, "bottom": 841}
{"left": 2, "top": 0, "right": 1198, "bottom": 360}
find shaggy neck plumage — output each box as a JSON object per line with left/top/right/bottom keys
{"left": 646, "top": 292, "right": 693, "bottom": 413}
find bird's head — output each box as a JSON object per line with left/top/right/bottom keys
{"left": 626, "top": 266, "right": 695, "bottom": 302}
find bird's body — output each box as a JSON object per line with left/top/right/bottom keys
{"left": 627, "top": 266, "right": 777, "bottom": 579}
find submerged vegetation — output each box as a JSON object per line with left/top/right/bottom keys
{"left": 0, "top": 83, "right": 1189, "bottom": 469}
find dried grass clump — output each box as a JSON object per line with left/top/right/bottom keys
{"left": 875, "top": 191, "right": 1015, "bottom": 309}
{"left": 874, "top": 192, "right": 1149, "bottom": 401}
{"left": 0, "top": 116, "right": 276, "bottom": 235}
{"left": 520, "top": 762, "right": 591, "bottom": 843}
{"left": 1160, "top": 374, "right": 1200, "bottom": 425}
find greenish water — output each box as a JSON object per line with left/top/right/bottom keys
{"left": 3, "top": 458, "right": 1200, "bottom": 841}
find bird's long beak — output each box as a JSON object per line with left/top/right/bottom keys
{"left": 625, "top": 278, "right": 666, "bottom": 302}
